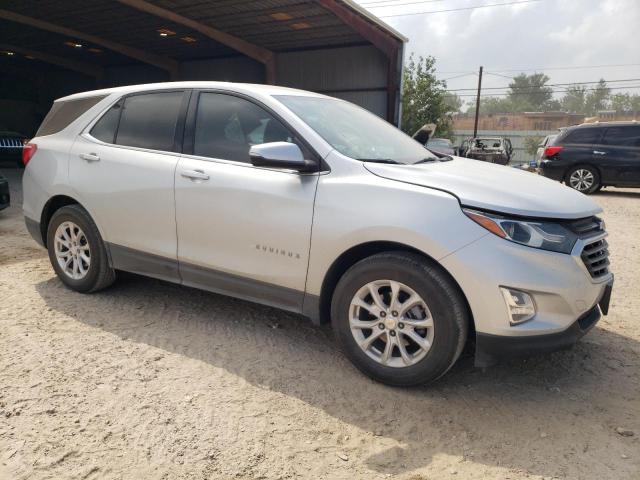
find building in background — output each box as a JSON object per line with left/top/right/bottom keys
{"left": 0, "top": 0, "right": 405, "bottom": 138}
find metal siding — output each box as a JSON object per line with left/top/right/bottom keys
{"left": 179, "top": 56, "right": 264, "bottom": 83}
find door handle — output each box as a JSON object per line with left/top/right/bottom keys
{"left": 593, "top": 150, "right": 607, "bottom": 155}
{"left": 181, "top": 169, "right": 210, "bottom": 181}
{"left": 80, "top": 152, "right": 100, "bottom": 162}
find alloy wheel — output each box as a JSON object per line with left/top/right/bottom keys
{"left": 54, "top": 221, "right": 91, "bottom": 280}
{"left": 569, "top": 169, "right": 595, "bottom": 192}
{"left": 349, "top": 280, "right": 434, "bottom": 368}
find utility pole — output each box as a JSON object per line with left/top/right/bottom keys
{"left": 473, "top": 65, "right": 483, "bottom": 138}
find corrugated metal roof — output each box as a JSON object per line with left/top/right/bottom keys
{"left": 0, "top": 0, "right": 404, "bottom": 68}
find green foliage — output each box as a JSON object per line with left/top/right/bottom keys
{"left": 524, "top": 136, "right": 544, "bottom": 156}
{"left": 507, "top": 73, "right": 553, "bottom": 111}
{"left": 401, "top": 54, "right": 456, "bottom": 139}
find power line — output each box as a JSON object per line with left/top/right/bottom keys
{"left": 436, "top": 63, "right": 640, "bottom": 75}
{"left": 443, "top": 78, "right": 640, "bottom": 92}
{"left": 375, "top": 0, "right": 542, "bottom": 18}
{"left": 440, "top": 72, "right": 478, "bottom": 81}
{"left": 448, "top": 84, "right": 640, "bottom": 98}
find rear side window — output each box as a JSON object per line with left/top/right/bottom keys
{"left": 90, "top": 101, "right": 122, "bottom": 144}
{"left": 602, "top": 126, "right": 640, "bottom": 147}
{"left": 36, "top": 95, "right": 107, "bottom": 136}
{"left": 562, "top": 128, "right": 603, "bottom": 145}
{"left": 115, "top": 91, "right": 184, "bottom": 152}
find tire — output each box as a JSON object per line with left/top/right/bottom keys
{"left": 46, "top": 204, "right": 115, "bottom": 293}
{"left": 331, "top": 252, "right": 469, "bottom": 387}
{"left": 566, "top": 165, "right": 600, "bottom": 194}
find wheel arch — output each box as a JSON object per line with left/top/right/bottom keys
{"left": 39, "top": 195, "right": 82, "bottom": 247}
{"left": 316, "top": 241, "right": 475, "bottom": 334}
{"left": 563, "top": 163, "right": 603, "bottom": 185}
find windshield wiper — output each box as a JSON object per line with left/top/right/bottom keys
{"left": 414, "top": 157, "right": 439, "bottom": 164}
{"left": 357, "top": 158, "right": 402, "bottom": 164}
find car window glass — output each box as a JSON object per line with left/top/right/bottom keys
{"left": 36, "top": 95, "right": 107, "bottom": 137}
{"left": 115, "top": 91, "right": 183, "bottom": 151}
{"left": 602, "top": 126, "right": 640, "bottom": 147}
{"left": 90, "top": 101, "right": 122, "bottom": 144}
{"left": 564, "top": 128, "right": 602, "bottom": 145}
{"left": 194, "top": 93, "right": 297, "bottom": 163}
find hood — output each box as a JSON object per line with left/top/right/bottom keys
{"left": 365, "top": 157, "right": 602, "bottom": 219}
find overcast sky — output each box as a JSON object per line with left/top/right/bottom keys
{"left": 354, "top": 0, "right": 640, "bottom": 108}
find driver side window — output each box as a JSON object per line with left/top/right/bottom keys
{"left": 193, "top": 93, "right": 298, "bottom": 163}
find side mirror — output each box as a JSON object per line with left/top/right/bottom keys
{"left": 249, "top": 142, "right": 316, "bottom": 172}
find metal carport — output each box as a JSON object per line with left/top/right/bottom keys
{"left": 0, "top": 0, "right": 406, "bottom": 139}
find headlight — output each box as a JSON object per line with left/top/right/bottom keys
{"left": 463, "top": 208, "right": 578, "bottom": 254}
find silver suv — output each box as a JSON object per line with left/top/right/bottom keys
{"left": 22, "top": 82, "right": 613, "bottom": 386}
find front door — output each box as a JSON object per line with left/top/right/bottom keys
{"left": 599, "top": 125, "right": 640, "bottom": 185}
{"left": 174, "top": 91, "right": 318, "bottom": 312}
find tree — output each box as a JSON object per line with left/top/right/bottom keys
{"left": 524, "top": 135, "right": 543, "bottom": 156}
{"left": 561, "top": 85, "right": 587, "bottom": 113}
{"left": 401, "top": 54, "right": 454, "bottom": 138}
{"left": 585, "top": 79, "right": 610, "bottom": 114}
{"left": 507, "top": 73, "right": 553, "bottom": 111}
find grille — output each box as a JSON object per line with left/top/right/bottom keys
{"left": 567, "top": 216, "right": 603, "bottom": 237}
{"left": 0, "top": 137, "right": 23, "bottom": 148}
{"left": 581, "top": 238, "right": 610, "bottom": 279}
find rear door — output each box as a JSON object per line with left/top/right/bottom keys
{"left": 69, "top": 90, "right": 190, "bottom": 281}
{"left": 559, "top": 126, "right": 604, "bottom": 173}
{"left": 600, "top": 125, "right": 640, "bottom": 185}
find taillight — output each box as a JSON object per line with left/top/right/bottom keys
{"left": 22, "top": 143, "right": 37, "bottom": 166}
{"left": 543, "top": 146, "right": 563, "bottom": 158}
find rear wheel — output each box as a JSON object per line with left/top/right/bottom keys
{"left": 567, "top": 166, "right": 600, "bottom": 194}
{"left": 46, "top": 205, "right": 115, "bottom": 292}
{"left": 331, "top": 252, "right": 468, "bottom": 386}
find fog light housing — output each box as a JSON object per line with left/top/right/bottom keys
{"left": 500, "top": 287, "right": 536, "bottom": 325}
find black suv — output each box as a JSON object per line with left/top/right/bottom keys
{"left": 539, "top": 122, "right": 640, "bottom": 194}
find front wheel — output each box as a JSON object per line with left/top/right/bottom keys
{"left": 567, "top": 166, "right": 600, "bottom": 194}
{"left": 331, "top": 252, "right": 469, "bottom": 386}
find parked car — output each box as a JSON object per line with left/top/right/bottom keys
{"left": 535, "top": 134, "right": 557, "bottom": 165}
{"left": 23, "top": 82, "right": 613, "bottom": 386}
{"left": 539, "top": 121, "right": 640, "bottom": 194}
{"left": 462, "top": 137, "right": 513, "bottom": 165}
{"left": 426, "top": 138, "right": 455, "bottom": 156}
{"left": 0, "top": 173, "right": 9, "bottom": 211}
{"left": 0, "top": 130, "right": 27, "bottom": 167}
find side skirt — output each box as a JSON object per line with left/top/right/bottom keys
{"left": 106, "top": 243, "right": 307, "bottom": 316}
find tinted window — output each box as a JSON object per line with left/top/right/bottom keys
{"left": 36, "top": 95, "right": 107, "bottom": 136}
{"left": 115, "top": 91, "right": 184, "bottom": 151}
{"left": 194, "top": 93, "right": 296, "bottom": 163}
{"left": 602, "top": 126, "right": 640, "bottom": 147}
{"left": 563, "top": 128, "right": 602, "bottom": 145}
{"left": 90, "top": 101, "right": 122, "bottom": 144}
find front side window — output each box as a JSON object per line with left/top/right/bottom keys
{"left": 275, "top": 95, "right": 437, "bottom": 164}
{"left": 563, "top": 128, "right": 603, "bottom": 145}
{"left": 193, "top": 93, "right": 296, "bottom": 163}
{"left": 115, "top": 91, "right": 184, "bottom": 151}
{"left": 602, "top": 126, "right": 640, "bottom": 147}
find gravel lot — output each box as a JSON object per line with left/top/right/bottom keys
{"left": 1, "top": 167, "right": 638, "bottom": 480}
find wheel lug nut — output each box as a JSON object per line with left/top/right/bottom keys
{"left": 378, "top": 323, "right": 385, "bottom": 330}
{"left": 392, "top": 311, "right": 398, "bottom": 317}
{"left": 389, "top": 330, "right": 396, "bottom": 337}
{"left": 398, "top": 322, "right": 404, "bottom": 329}
{"left": 379, "top": 311, "right": 386, "bottom": 318}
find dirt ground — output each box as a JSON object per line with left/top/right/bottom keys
{"left": 0, "top": 167, "right": 638, "bottom": 480}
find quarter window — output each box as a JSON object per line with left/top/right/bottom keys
{"left": 602, "top": 126, "right": 640, "bottom": 147}
{"left": 37, "top": 95, "right": 107, "bottom": 136}
{"left": 115, "top": 91, "right": 184, "bottom": 152}
{"left": 563, "top": 128, "right": 603, "bottom": 145}
{"left": 90, "top": 101, "right": 122, "bottom": 144}
{"left": 193, "top": 93, "right": 296, "bottom": 163}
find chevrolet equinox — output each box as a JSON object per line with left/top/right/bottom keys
{"left": 22, "top": 82, "right": 613, "bottom": 386}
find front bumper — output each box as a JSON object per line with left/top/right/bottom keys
{"left": 0, "top": 180, "right": 9, "bottom": 210}
{"left": 439, "top": 230, "right": 613, "bottom": 365}
{"left": 475, "top": 304, "right": 602, "bottom": 366}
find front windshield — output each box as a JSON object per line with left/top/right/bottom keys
{"left": 427, "top": 139, "right": 451, "bottom": 147}
{"left": 275, "top": 95, "right": 437, "bottom": 164}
